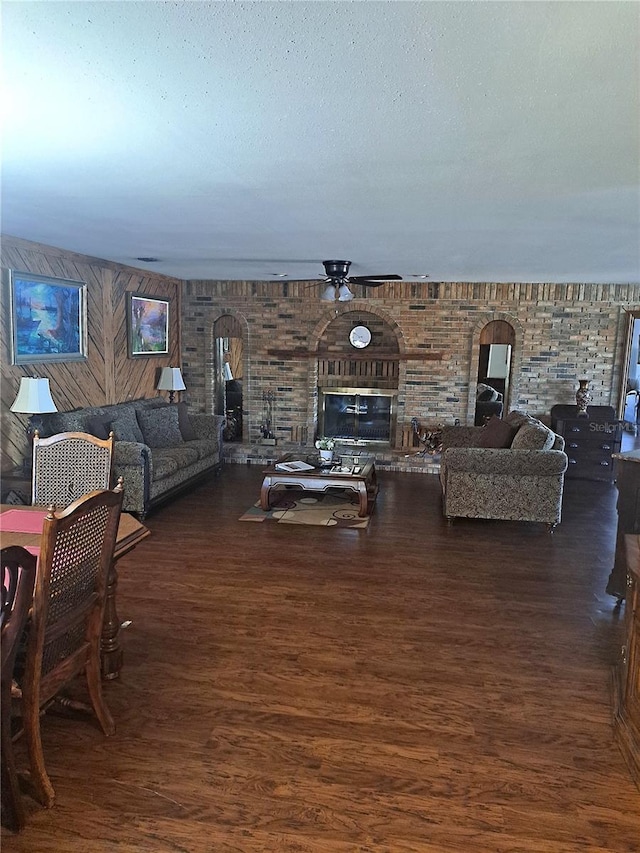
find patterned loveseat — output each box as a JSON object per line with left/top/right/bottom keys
{"left": 439, "top": 411, "right": 568, "bottom": 529}
{"left": 34, "top": 398, "right": 224, "bottom": 518}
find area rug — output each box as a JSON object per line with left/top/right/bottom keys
{"left": 239, "top": 489, "right": 370, "bottom": 528}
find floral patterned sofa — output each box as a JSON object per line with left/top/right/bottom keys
{"left": 34, "top": 398, "right": 224, "bottom": 518}
{"left": 439, "top": 411, "right": 568, "bottom": 529}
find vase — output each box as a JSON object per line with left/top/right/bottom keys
{"left": 576, "top": 379, "right": 592, "bottom": 417}
{"left": 319, "top": 448, "right": 333, "bottom": 463}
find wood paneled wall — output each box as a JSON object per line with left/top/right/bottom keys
{"left": 1, "top": 236, "right": 183, "bottom": 470}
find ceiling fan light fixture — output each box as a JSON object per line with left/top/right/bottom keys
{"left": 321, "top": 283, "right": 337, "bottom": 301}
{"left": 337, "top": 283, "right": 354, "bottom": 302}
{"left": 323, "top": 260, "right": 351, "bottom": 278}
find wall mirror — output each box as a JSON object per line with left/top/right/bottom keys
{"left": 619, "top": 309, "right": 640, "bottom": 431}
{"left": 475, "top": 321, "right": 516, "bottom": 426}
{"left": 213, "top": 315, "right": 243, "bottom": 441}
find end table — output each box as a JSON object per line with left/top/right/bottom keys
{"left": 1, "top": 469, "right": 31, "bottom": 505}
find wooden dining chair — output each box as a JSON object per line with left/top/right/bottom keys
{"left": 13, "top": 482, "right": 124, "bottom": 809}
{"left": 32, "top": 431, "right": 114, "bottom": 509}
{"left": 1, "top": 546, "right": 37, "bottom": 832}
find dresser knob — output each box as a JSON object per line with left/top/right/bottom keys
{"left": 569, "top": 443, "right": 579, "bottom": 449}
{"left": 621, "top": 645, "right": 627, "bottom": 664}
{"left": 601, "top": 444, "right": 611, "bottom": 451}
{"left": 599, "top": 461, "right": 610, "bottom": 467}
{"left": 569, "top": 458, "right": 577, "bottom": 464}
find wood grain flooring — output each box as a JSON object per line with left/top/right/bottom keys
{"left": 3, "top": 466, "right": 639, "bottom": 851}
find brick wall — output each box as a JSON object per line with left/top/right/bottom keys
{"left": 181, "top": 280, "right": 640, "bottom": 451}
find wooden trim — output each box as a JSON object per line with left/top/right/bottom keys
{"left": 267, "top": 350, "right": 443, "bottom": 361}
{"left": 101, "top": 268, "right": 116, "bottom": 402}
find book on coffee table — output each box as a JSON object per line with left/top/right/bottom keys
{"left": 274, "top": 460, "right": 315, "bottom": 473}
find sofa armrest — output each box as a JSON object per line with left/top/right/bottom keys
{"left": 443, "top": 447, "right": 568, "bottom": 476}
{"left": 112, "top": 441, "right": 151, "bottom": 515}
{"left": 114, "top": 440, "right": 150, "bottom": 466}
{"left": 441, "top": 425, "right": 485, "bottom": 448}
{"left": 190, "top": 413, "right": 225, "bottom": 447}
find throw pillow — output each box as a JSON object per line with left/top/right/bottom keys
{"left": 511, "top": 420, "right": 555, "bottom": 451}
{"left": 137, "top": 406, "right": 184, "bottom": 448}
{"left": 86, "top": 415, "right": 113, "bottom": 440}
{"left": 478, "top": 415, "right": 517, "bottom": 448}
{"left": 110, "top": 407, "right": 145, "bottom": 444}
{"left": 176, "top": 402, "right": 198, "bottom": 441}
{"left": 504, "top": 410, "right": 531, "bottom": 429}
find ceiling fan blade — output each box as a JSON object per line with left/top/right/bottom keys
{"left": 348, "top": 274, "right": 402, "bottom": 283}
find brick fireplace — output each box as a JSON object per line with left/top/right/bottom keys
{"left": 180, "top": 279, "right": 635, "bottom": 472}
{"left": 318, "top": 388, "right": 398, "bottom": 447}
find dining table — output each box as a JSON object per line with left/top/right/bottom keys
{"left": 0, "top": 503, "right": 150, "bottom": 680}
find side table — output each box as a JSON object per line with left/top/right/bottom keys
{"left": 0, "top": 469, "right": 31, "bottom": 505}
{"left": 607, "top": 449, "right": 640, "bottom": 599}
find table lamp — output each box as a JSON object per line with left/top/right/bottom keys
{"left": 10, "top": 377, "right": 58, "bottom": 473}
{"left": 157, "top": 366, "right": 186, "bottom": 403}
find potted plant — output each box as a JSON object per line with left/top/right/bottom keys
{"left": 315, "top": 437, "right": 335, "bottom": 463}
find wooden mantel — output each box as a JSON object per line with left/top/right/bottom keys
{"left": 267, "top": 349, "right": 444, "bottom": 361}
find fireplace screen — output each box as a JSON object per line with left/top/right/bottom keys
{"left": 318, "top": 388, "right": 397, "bottom": 445}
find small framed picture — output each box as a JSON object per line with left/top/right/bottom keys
{"left": 8, "top": 270, "right": 88, "bottom": 364}
{"left": 127, "top": 293, "right": 170, "bottom": 357}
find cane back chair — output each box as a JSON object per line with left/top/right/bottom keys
{"left": 1, "top": 547, "right": 37, "bottom": 831}
{"left": 13, "top": 483, "right": 124, "bottom": 809}
{"left": 32, "top": 431, "right": 114, "bottom": 509}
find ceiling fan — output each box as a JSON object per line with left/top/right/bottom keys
{"left": 315, "top": 260, "right": 402, "bottom": 302}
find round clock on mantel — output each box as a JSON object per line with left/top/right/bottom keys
{"left": 349, "top": 325, "right": 372, "bottom": 349}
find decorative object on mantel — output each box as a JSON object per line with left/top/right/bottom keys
{"left": 261, "top": 390, "right": 276, "bottom": 445}
{"left": 157, "top": 366, "right": 186, "bottom": 403}
{"left": 576, "top": 378, "right": 593, "bottom": 417}
{"left": 10, "top": 377, "right": 58, "bottom": 474}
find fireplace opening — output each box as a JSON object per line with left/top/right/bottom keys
{"left": 318, "top": 388, "right": 397, "bottom": 446}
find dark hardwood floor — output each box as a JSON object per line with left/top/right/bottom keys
{"left": 3, "top": 465, "right": 639, "bottom": 851}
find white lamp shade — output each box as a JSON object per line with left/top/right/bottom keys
{"left": 337, "top": 283, "right": 354, "bottom": 302}
{"left": 321, "top": 284, "right": 336, "bottom": 302}
{"left": 10, "top": 377, "right": 57, "bottom": 413}
{"left": 157, "top": 367, "right": 186, "bottom": 392}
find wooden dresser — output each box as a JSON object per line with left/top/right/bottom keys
{"left": 612, "top": 534, "right": 640, "bottom": 788}
{"left": 550, "top": 404, "right": 622, "bottom": 482}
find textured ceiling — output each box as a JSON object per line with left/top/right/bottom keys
{"left": 1, "top": 1, "right": 639, "bottom": 283}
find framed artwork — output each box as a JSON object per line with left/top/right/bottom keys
{"left": 9, "top": 270, "right": 88, "bottom": 364}
{"left": 127, "top": 292, "right": 170, "bottom": 357}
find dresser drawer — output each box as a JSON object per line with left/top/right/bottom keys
{"left": 566, "top": 453, "right": 618, "bottom": 481}
{"left": 562, "top": 420, "right": 621, "bottom": 444}
{"left": 564, "top": 435, "right": 620, "bottom": 454}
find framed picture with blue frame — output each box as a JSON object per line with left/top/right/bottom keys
{"left": 8, "top": 270, "right": 88, "bottom": 364}
{"left": 127, "top": 292, "right": 170, "bottom": 357}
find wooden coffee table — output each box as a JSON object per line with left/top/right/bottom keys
{"left": 260, "top": 454, "right": 378, "bottom": 517}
